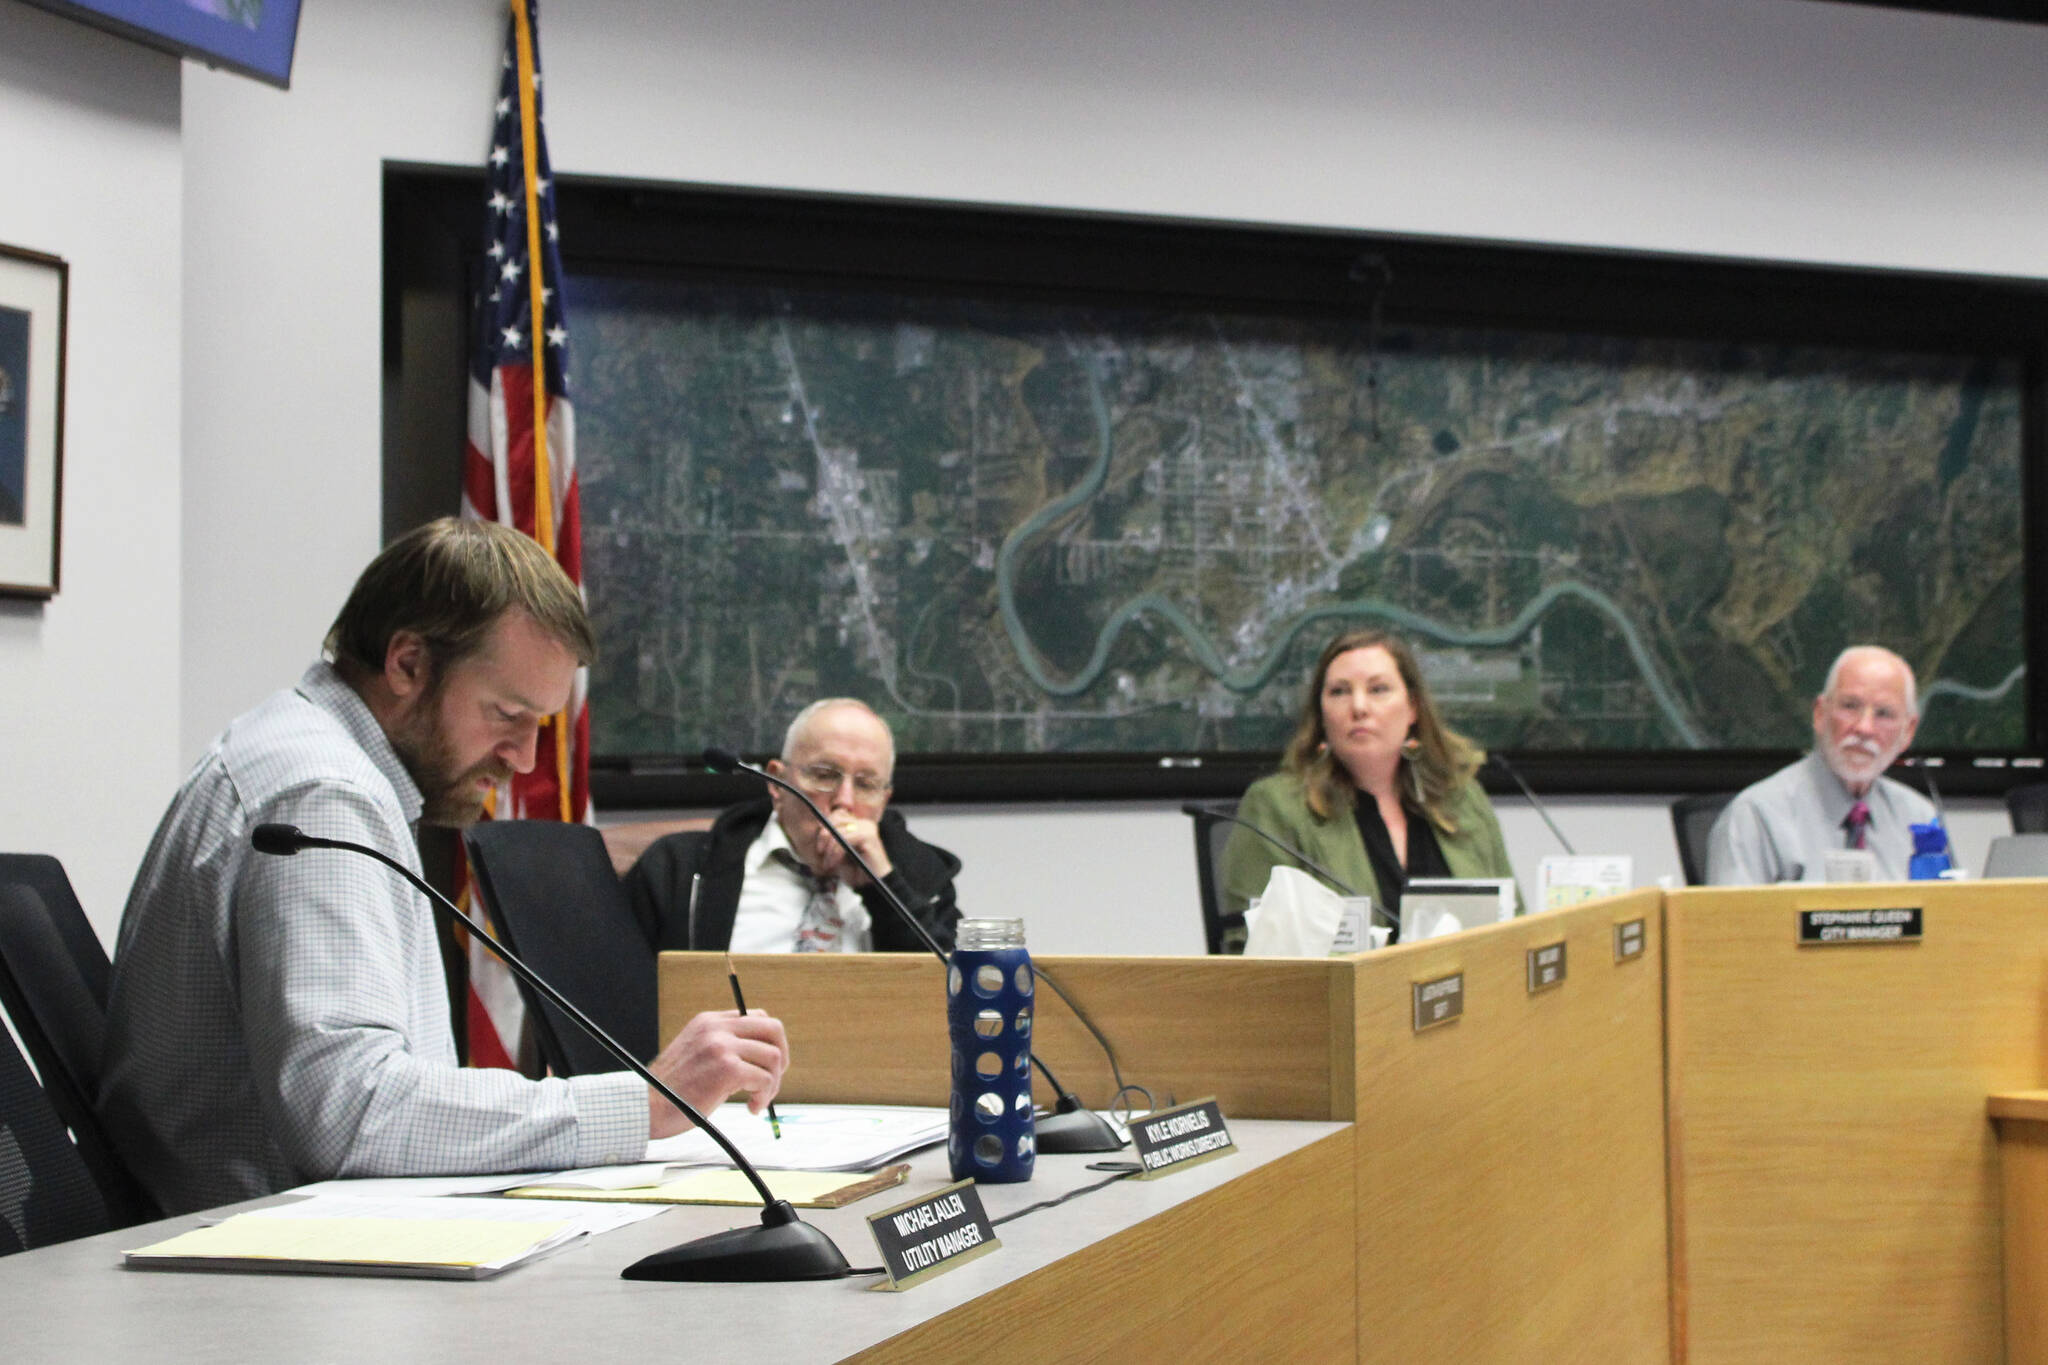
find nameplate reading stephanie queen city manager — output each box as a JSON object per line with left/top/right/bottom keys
{"left": 1130, "top": 1099, "right": 1238, "bottom": 1180}
{"left": 865, "top": 1180, "right": 1000, "bottom": 1290}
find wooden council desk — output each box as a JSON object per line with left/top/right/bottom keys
{"left": 0, "top": 1120, "right": 1353, "bottom": 1363}
{"left": 664, "top": 900, "right": 1672, "bottom": 1365}
{"left": 1990, "top": 1090, "right": 2048, "bottom": 1365}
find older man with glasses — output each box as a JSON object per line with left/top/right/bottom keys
{"left": 1706, "top": 645, "right": 1937, "bottom": 885}
{"left": 624, "top": 699, "right": 962, "bottom": 953}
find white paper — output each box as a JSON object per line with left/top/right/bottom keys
{"left": 1327, "top": 897, "right": 1390, "bottom": 955}
{"left": 512, "top": 1162, "right": 681, "bottom": 1192}
{"left": 1538, "top": 854, "right": 1634, "bottom": 910}
{"left": 1824, "top": 850, "right": 1877, "bottom": 883}
{"left": 641, "top": 1103, "right": 948, "bottom": 1172}
{"left": 285, "top": 1173, "right": 543, "bottom": 1199}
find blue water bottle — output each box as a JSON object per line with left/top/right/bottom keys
{"left": 1908, "top": 822, "right": 1952, "bottom": 880}
{"left": 947, "top": 917, "right": 1035, "bottom": 1183}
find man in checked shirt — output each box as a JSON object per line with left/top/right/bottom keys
{"left": 99, "top": 518, "right": 789, "bottom": 1215}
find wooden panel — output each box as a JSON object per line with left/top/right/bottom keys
{"left": 845, "top": 1128, "right": 1356, "bottom": 1364}
{"left": 1989, "top": 1089, "right": 2048, "bottom": 1123}
{"left": 598, "top": 816, "right": 712, "bottom": 875}
{"left": 1666, "top": 879, "right": 2048, "bottom": 1365}
{"left": 1352, "top": 889, "right": 1671, "bottom": 1365}
{"left": 659, "top": 952, "right": 1351, "bottom": 1119}
{"left": 1994, "top": 1112, "right": 2048, "bottom": 1365}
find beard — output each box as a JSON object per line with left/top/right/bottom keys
{"left": 387, "top": 704, "right": 512, "bottom": 828}
{"left": 1821, "top": 735, "right": 1895, "bottom": 788}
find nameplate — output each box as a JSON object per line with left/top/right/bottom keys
{"left": 865, "top": 1180, "right": 1000, "bottom": 1291}
{"left": 1330, "top": 898, "right": 1371, "bottom": 954}
{"left": 1613, "top": 918, "right": 1647, "bottom": 962}
{"left": 1412, "top": 971, "right": 1464, "bottom": 1031}
{"left": 1798, "top": 907, "right": 1923, "bottom": 946}
{"left": 1526, "top": 942, "right": 1567, "bottom": 994}
{"left": 1131, "top": 1098, "right": 1237, "bottom": 1179}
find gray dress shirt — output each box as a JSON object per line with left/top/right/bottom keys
{"left": 1705, "top": 750, "right": 1937, "bottom": 885}
{"left": 99, "top": 662, "right": 646, "bottom": 1215}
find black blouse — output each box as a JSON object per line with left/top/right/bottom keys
{"left": 1352, "top": 792, "right": 1449, "bottom": 943}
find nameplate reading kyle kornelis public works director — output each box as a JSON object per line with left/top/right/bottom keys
{"left": 1131, "top": 1099, "right": 1237, "bottom": 1179}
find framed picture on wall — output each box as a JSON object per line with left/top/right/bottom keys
{"left": 0, "top": 243, "right": 67, "bottom": 598}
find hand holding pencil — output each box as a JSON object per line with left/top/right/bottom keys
{"left": 726, "top": 953, "right": 784, "bottom": 1139}
{"left": 643, "top": 988, "right": 789, "bottom": 1140}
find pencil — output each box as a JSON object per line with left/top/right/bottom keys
{"left": 724, "top": 952, "right": 783, "bottom": 1139}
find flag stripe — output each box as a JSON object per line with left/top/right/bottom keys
{"left": 510, "top": 0, "right": 555, "bottom": 559}
{"left": 509, "top": 2, "right": 571, "bottom": 822}
{"left": 456, "top": 0, "right": 590, "bottom": 1067}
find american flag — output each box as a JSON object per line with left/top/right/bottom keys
{"left": 458, "top": 0, "right": 588, "bottom": 1070}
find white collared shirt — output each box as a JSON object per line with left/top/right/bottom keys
{"left": 729, "top": 814, "right": 873, "bottom": 953}
{"left": 99, "top": 662, "right": 647, "bottom": 1215}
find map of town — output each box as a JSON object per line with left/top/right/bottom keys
{"left": 565, "top": 275, "right": 2025, "bottom": 760}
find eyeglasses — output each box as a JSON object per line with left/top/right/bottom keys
{"left": 1829, "top": 697, "right": 1909, "bottom": 731}
{"left": 792, "top": 762, "right": 891, "bottom": 800}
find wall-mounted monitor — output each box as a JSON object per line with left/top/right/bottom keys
{"left": 24, "top": 0, "right": 303, "bottom": 89}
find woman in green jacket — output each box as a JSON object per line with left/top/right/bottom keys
{"left": 1221, "top": 628, "right": 1515, "bottom": 948}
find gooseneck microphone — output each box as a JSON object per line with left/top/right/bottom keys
{"left": 1486, "top": 752, "right": 1578, "bottom": 857}
{"left": 1912, "top": 761, "right": 1957, "bottom": 864}
{"left": 1181, "top": 801, "right": 1396, "bottom": 930}
{"left": 249, "top": 822, "right": 850, "bottom": 1283}
{"left": 704, "top": 748, "right": 1125, "bottom": 1154}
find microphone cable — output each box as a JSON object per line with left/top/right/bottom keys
{"left": 988, "top": 1166, "right": 1140, "bottom": 1228}
{"left": 1032, "top": 965, "right": 1157, "bottom": 1121}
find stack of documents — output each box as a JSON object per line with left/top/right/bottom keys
{"left": 201, "top": 1104, "right": 954, "bottom": 1267}
{"left": 123, "top": 1195, "right": 658, "bottom": 1280}
{"left": 507, "top": 1165, "right": 910, "bottom": 1208}
{"left": 642, "top": 1103, "right": 947, "bottom": 1171}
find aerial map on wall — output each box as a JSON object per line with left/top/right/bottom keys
{"left": 565, "top": 274, "right": 2026, "bottom": 760}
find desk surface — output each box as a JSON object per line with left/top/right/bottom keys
{"left": 0, "top": 1120, "right": 1350, "bottom": 1363}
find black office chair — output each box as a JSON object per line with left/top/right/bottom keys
{"left": 0, "top": 997, "right": 112, "bottom": 1255}
{"left": 1185, "top": 802, "right": 1247, "bottom": 955}
{"left": 2007, "top": 783, "right": 2048, "bottom": 834}
{"left": 0, "top": 880, "right": 157, "bottom": 1227}
{"left": 462, "top": 821, "right": 657, "bottom": 1077}
{"left": 1670, "top": 793, "right": 1736, "bottom": 886}
{"left": 0, "top": 855, "right": 111, "bottom": 1010}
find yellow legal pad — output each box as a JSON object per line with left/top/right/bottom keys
{"left": 505, "top": 1164, "right": 909, "bottom": 1209}
{"left": 126, "top": 1215, "right": 570, "bottom": 1274}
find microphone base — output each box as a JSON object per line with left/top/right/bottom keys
{"left": 1033, "top": 1106, "right": 1127, "bottom": 1154}
{"left": 620, "top": 1203, "right": 853, "bottom": 1282}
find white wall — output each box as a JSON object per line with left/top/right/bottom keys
{"left": 74, "top": 0, "right": 2048, "bottom": 946}
{"left": 544, "top": 0, "right": 2048, "bottom": 275}
{"left": 0, "top": 3, "right": 182, "bottom": 936}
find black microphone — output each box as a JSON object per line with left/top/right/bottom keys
{"left": 1181, "top": 801, "right": 1397, "bottom": 931}
{"left": 707, "top": 749, "right": 1124, "bottom": 1154}
{"left": 1486, "top": 752, "right": 1577, "bottom": 857}
{"left": 249, "top": 822, "right": 849, "bottom": 1283}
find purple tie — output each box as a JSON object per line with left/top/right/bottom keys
{"left": 1845, "top": 800, "right": 1870, "bottom": 851}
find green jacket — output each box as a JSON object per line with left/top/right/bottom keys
{"left": 1220, "top": 770, "right": 1517, "bottom": 922}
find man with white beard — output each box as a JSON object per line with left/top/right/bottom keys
{"left": 1706, "top": 645, "right": 1936, "bottom": 884}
